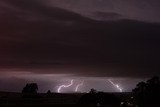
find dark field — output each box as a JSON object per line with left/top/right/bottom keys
{"left": 0, "top": 92, "right": 132, "bottom": 107}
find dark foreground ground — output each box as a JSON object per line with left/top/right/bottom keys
{"left": 0, "top": 92, "right": 132, "bottom": 107}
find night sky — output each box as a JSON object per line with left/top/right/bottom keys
{"left": 0, "top": 0, "right": 160, "bottom": 93}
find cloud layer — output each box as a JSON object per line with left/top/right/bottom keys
{"left": 0, "top": 0, "right": 160, "bottom": 78}
{"left": 47, "top": 0, "right": 160, "bottom": 22}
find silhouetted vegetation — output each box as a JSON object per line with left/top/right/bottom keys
{"left": 47, "top": 90, "right": 51, "bottom": 94}
{"left": 78, "top": 89, "right": 120, "bottom": 107}
{"left": 132, "top": 76, "right": 160, "bottom": 107}
{"left": 1, "top": 76, "right": 160, "bottom": 107}
{"left": 46, "top": 90, "right": 52, "bottom": 97}
{"left": 89, "top": 88, "right": 97, "bottom": 94}
{"left": 22, "top": 83, "right": 38, "bottom": 94}
{"left": 22, "top": 83, "right": 39, "bottom": 98}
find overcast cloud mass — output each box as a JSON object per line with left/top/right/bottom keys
{"left": 0, "top": 0, "right": 160, "bottom": 92}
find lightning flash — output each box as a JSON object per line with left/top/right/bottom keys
{"left": 57, "top": 79, "right": 74, "bottom": 93}
{"left": 75, "top": 81, "right": 84, "bottom": 92}
{"left": 108, "top": 79, "right": 123, "bottom": 92}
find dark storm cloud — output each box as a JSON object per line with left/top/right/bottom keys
{"left": 0, "top": 0, "right": 160, "bottom": 78}
{"left": 91, "top": 11, "right": 123, "bottom": 20}
{"left": 47, "top": 0, "right": 160, "bottom": 22}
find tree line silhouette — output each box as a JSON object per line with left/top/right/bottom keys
{"left": 132, "top": 76, "right": 160, "bottom": 107}
{"left": 20, "top": 76, "right": 160, "bottom": 107}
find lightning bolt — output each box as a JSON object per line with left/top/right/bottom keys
{"left": 57, "top": 79, "right": 74, "bottom": 93}
{"left": 108, "top": 79, "right": 123, "bottom": 92}
{"left": 75, "top": 81, "right": 84, "bottom": 92}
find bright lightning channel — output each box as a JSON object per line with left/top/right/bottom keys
{"left": 75, "top": 81, "right": 84, "bottom": 92}
{"left": 57, "top": 79, "right": 74, "bottom": 93}
{"left": 108, "top": 79, "right": 123, "bottom": 92}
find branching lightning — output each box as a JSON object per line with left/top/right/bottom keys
{"left": 57, "top": 79, "right": 74, "bottom": 93}
{"left": 75, "top": 81, "right": 84, "bottom": 92}
{"left": 108, "top": 79, "right": 123, "bottom": 92}
{"left": 57, "top": 79, "right": 123, "bottom": 93}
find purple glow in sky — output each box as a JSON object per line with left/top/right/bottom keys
{"left": 0, "top": 0, "right": 160, "bottom": 93}
{"left": 0, "top": 71, "right": 146, "bottom": 93}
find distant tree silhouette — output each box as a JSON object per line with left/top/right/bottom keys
{"left": 22, "top": 83, "right": 38, "bottom": 94}
{"left": 89, "top": 88, "right": 97, "bottom": 94}
{"left": 97, "top": 92, "right": 120, "bottom": 107}
{"left": 78, "top": 89, "right": 120, "bottom": 107}
{"left": 133, "top": 76, "right": 160, "bottom": 107}
{"left": 46, "top": 90, "right": 52, "bottom": 97}
{"left": 47, "top": 90, "right": 51, "bottom": 94}
{"left": 78, "top": 92, "right": 98, "bottom": 106}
